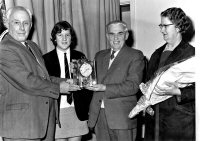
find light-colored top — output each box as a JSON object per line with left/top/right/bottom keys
{"left": 57, "top": 48, "right": 74, "bottom": 108}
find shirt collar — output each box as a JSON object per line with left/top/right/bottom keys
{"left": 111, "top": 49, "right": 120, "bottom": 55}
{"left": 56, "top": 47, "right": 70, "bottom": 54}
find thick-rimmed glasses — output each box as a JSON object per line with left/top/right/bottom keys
{"left": 158, "top": 24, "right": 174, "bottom": 29}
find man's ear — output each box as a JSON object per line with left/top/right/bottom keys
{"left": 106, "top": 33, "right": 109, "bottom": 40}
{"left": 125, "top": 31, "right": 129, "bottom": 40}
{"left": 30, "top": 22, "right": 33, "bottom": 28}
{"left": 4, "top": 18, "right": 9, "bottom": 29}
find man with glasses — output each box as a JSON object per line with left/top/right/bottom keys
{"left": 86, "top": 20, "right": 145, "bottom": 141}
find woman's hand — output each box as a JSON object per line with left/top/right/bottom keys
{"left": 137, "top": 95, "right": 147, "bottom": 105}
{"left": 154, "top": 81, "right": 181, "bottom": 96}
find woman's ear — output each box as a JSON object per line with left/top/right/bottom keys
{"left": 176, "top": 26, "right": 180, "bottom": 33}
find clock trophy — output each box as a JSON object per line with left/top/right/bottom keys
{"left": 72, "top": 57, "right": 97, "bottom": 88}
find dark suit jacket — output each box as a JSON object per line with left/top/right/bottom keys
{"left": 43, "top": 49, "right": 93, "bottom": 121}
{"left": 88, "top": 45, "right": 145, "bottom": 129}
{"left": 144, "top": 41, "right": 195, "bottom": 141}
{"left": 0, "top": 34, "right": 62, "bottom": 138}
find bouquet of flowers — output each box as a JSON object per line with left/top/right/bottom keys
{"left": 129, "top": 56, "right": 195, "bottom": 118}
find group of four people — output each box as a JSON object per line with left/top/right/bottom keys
{"left": 0, "top": 5, "right": 195, "bottom": 141}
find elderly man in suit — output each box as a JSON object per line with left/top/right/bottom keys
{"left": 0, "top": 6, "right": 80, "bottom": 141}
{"left": 86, "top": 20, "right": 145, "bottom": 141}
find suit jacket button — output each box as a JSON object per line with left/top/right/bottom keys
{"left": 46, "top": 102, "right": 48, "bottom": 104}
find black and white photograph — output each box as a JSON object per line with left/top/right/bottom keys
{"left": 0, "top": 0, "right": 199, "bottom": 141}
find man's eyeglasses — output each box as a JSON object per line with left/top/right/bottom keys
{"left": 158, "top": 24, "right": 174, "bottom": 29}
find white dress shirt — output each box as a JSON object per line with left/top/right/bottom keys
{"left": 57, "top": 48, "right": 74, "bottom": 108}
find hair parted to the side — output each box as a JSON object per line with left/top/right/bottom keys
{"left": 106, "top": 20, "right": 128, "bottom": 33}
{"left": 161, "top": 7, "right": 190, "bottom": 34}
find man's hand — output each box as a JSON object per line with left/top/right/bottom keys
{"left": 85, "top": 84, "right": 106, "bottom": 92}
{"left": 60, "top": 81, "right": 81, "bottom": 93}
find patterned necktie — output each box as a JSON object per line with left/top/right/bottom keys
{"left": 64, "top": 53, "right": 72, "bottom": 104}
{"left": 110, "top": 50, "right": 116, "bottom": 60}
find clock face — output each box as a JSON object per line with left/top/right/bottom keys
{"left": 80, "top": 62, "right": 93, "bottom": 77}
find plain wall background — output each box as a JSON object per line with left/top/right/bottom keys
{"left": 133, "top": 0, "right": 198, "bottom": 59}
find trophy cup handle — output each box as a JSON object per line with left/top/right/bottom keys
{"left": 92, "top": 60, "right": 97, "bottom": 85}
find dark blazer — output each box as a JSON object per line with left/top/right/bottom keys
{"left": 88, "top": 45, "right": 145, "bottom": 129}
{"left": 144, "top": 41, "right": 195, "bottom": 141}
{"left": 0, "top": 34, "right": 62, "bottom": 138}
{"left": 43, "top": 49, "right": 93, "bottom": 121}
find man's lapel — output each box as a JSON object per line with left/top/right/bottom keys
{"left": 50, "top": 49, "right": 61, "bottom": 77}
{"left": 26, "top": 41, "right": 50, "bottom": 79}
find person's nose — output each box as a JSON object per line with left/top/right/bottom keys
{"left": 113, "top": 34, "right": 119, "bottom": 40}
{"left": 160, "top": 27, "right": 165, "bottom": 33}
{"left": 19, "top": 23, "right": 25, "bottom": 31}
{"left": 63, "top": 35, "right": 68, "bottom": 41}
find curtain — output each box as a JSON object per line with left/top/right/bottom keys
{"left": 4, "top": 0, "right": 120, "bottom": 60}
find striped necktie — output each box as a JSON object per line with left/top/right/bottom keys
{"left": 110, "top": 50, "right": 116, "bottom": 60}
